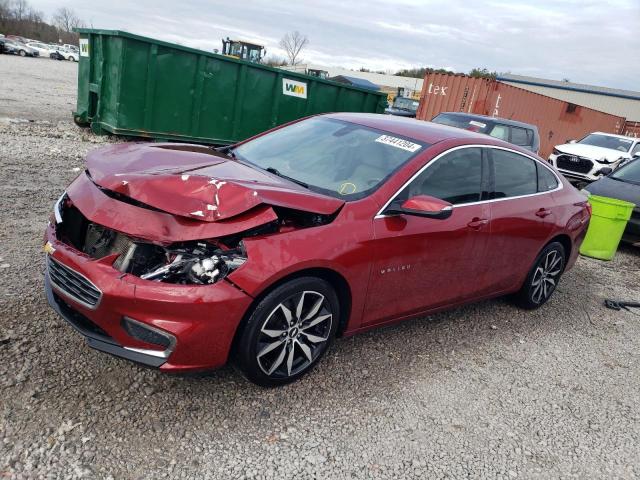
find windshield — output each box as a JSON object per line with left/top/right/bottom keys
{"left": 393, "top": 98, "right": 419, "bottom": 112}
{"left": 611, "top": 159, "right": 640, "bottom": 185}
{"left": 578, "top": 134, "right": 633, "bottom": 152}
{"left": 233, "top": 117, "right": 427, "bottom": 200}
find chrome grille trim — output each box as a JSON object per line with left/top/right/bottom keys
{"left": 47, "top": 256, "right": 102, "bottom": 309}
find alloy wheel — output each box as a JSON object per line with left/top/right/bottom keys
{"left": 256, "top": 290, "right": 333, "bottom": 378}
{"left": 530, "top": 249, "right": 563, "bottom": 304}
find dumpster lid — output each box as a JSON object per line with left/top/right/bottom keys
{"left": 85, "top": 143, "right": 345, "bottom": 222}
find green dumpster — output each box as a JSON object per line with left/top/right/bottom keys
{"left": 73, "top": 29, "right": 388, "bottom": 145}
{"left": 579, "top": 195, "right": 635, "bottom": 260}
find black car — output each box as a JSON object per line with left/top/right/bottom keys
{"left": 583, "top": 159, "right": 640, "bottom": 244}
{"left": 431, "top": 112, "right": 540, "bottom": 154}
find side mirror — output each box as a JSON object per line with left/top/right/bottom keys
{"left": 598, "top": 167, "right": 613, "bottom": 176}
{"left": 385, "top": 195, "right": 453, "bottom": 219}
{"left": 568, "top": 139, "right": 577, "bottom": 144}
{"left": 633, "top": 153, "right": 640, "bottom": 159}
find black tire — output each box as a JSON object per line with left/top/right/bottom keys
{"left": 514, "top": 241, "right": 566, "bottom": 310}
{"left": 19, "top": 49, "right": 26, "bottom": 57}
{"left": 234, "top": 277, "right": 339, "bottom": 387}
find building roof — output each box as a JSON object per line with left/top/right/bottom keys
{"left": 281, "top": 64, "right": 424, "bottom": 92}
{"left": 330, "top": 75, "right": 380, "bottom": 91}
{"left": 497, "top": 74, "right": 640, "bottom": 101}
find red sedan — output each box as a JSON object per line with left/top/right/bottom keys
{"left": 44, "top": 113, "right": 590, "bottom": 386}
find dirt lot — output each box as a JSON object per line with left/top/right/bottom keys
{"left": 1, "top": 53, "right": 639, "bottom": 479}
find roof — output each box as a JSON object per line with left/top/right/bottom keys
{"left": 436, "top": 111, "right": 538, "bottom": 130}
{"left": 589, "top": 131, "right": 639, "bottom": 140}
{"left": 330, "top": 75, "right": 380, "bottom": 91}
{"left": 497, "top": 73, "right": 640, "bottom": 101}
{"left": 326, "top": 112, "right": 495, "bottom": 145}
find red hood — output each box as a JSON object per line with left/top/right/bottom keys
{"left": 86, "top": 143, "right": 345, "bottom": 222}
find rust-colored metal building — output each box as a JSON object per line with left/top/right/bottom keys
{"left": 416, "top": 73, "right": 628, "bottom": 157}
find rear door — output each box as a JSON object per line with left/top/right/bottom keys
{"left": 484, "top": 147, "right": 560, "bottom": 291}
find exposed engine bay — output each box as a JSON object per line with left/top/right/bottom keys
{"left": 54, "top": 193, "right": 335, "bottom": 285}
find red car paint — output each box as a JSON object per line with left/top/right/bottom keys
{"left": 44, "top": 113, "right": 590, "bottom": 372}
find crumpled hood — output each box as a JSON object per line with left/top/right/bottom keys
{"left": 86, "top": 143, "right": 345, "bottom": 222}
{"left": 555, "top": 143, "right": 630, "bottom": 163}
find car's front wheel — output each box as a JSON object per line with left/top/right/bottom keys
{"left": 515, "top": 241, "right": 566, "bottom": 309}
{"left": 234, "top": 277, "right": 339, "bottom": 387}
{"left": 18, "top": 49, "right": 26, "bottom": 57}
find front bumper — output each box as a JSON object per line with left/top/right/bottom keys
{"left": 548, "top": 154, "right": 618, "bottom": 183}
{"left": 43, "top": 224, "right": 254, "bottom": 372}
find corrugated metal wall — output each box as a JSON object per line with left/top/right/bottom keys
{"left": 416, "top": 73, "right": 627, "bottom": 158}
{"left": 499, "top": 81, "right": 640, "bottom": 123}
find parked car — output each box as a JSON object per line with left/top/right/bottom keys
{"left": 3, "top": 39, "right": 37, "bottom": 57}
{"left": 0, "top": 38, "right": 15, "bottom": 54}
{"left": 61, "top": 48, "right": 78, "bottom": 62}
{"left": 26, "top": 41, "right": 54, "bottom": 57}
{"left": 582, "top": 158, "right": 640, "bottom": 245}
{"left": 385, "top": 97, "right": 420, "bottom": 117}
{"left": 44, "top": 113, "right": 590, "bottom": 386}
{"left": 431, "top": 112, "right": 541, "bottom": 154}
{"left": 548, "top": 132, "right": 640, "bottom": 183}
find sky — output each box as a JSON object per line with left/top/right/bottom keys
{"left": 31, "top": 0, "right": 640, "bottom": 90}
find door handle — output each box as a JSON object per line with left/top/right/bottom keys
{"left": 535, "top": 208, "right": 552, "bottom": 218}
{"left": 467, "top": 218, "right": 488, "bottom": 229}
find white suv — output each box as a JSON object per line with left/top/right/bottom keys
{"left": 548, "top": 132, "right": 640, "bottom": 183}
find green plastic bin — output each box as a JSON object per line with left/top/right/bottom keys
{"left": 72, "top": 29, "right": 388, "bottom": 145}
{"left": 579, "top": 195, "right": 635, "bottom": 260}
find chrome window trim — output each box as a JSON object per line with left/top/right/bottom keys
{"left": 375, "top": 144, "right": 563, "bottom": 219}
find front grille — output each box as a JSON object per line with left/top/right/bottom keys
{"left": 48, "top": 256, "right": 102, "bottom": 308}
{"left": 556, "top": 154, "right": 593, "bottom": 174}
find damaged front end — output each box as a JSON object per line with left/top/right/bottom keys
{"left": 53, "top": 176, "right": 339, "bottom": 287}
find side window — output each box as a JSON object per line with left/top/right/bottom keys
{"left": 511, "top": 127, "right": 532, "bottom": 147}
{"left": 632, "top": 143, "right": 640, "bottom": 155}
{"left": 398, "top": 148, "right": 483, "bottom": 205}
{"left": 537, "top": 164, "right": 559, "bottom": 192}
{"left": 489, "top": 124, "right": 509, "bottom": 141}
{"left": 491, "top": 149, "right": 537, "bottom": 198}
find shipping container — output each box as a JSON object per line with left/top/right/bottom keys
{"left": 73, "top": 29, "right": 387, "bottom": 145}
{"left": 416, "top": 73, "right": 627, "bottom": 158}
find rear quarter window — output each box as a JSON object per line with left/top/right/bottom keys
{"left": 491, "top": 149, "right": 537, "bottom": 198}
{"left": 511, "top": 127, "right": 533, "bottom": 147}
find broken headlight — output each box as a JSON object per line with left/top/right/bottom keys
{"left": 118, "top": 241, "right": 246, "bottom": 285}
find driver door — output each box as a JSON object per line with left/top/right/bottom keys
{"left": 362, "top": 147, "right": 493, "bottom": 326}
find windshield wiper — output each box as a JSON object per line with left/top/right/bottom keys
{"left": 265, "top": 167, "right": 308, "bottom": 188}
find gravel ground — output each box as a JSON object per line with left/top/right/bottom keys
{"left": 1, "top": 54, "right": 640, "bottom": 479}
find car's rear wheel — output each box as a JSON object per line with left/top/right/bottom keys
{"left": 234, "top": 277, "right": 339, "bottom": 387}
{"left": 515, "top": 241, "right": 566, "bottom": 309}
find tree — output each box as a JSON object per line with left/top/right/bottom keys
{"left": 469, "top": 67, "right": 497, "bottom": 80}
{"left": 279, "top": 31, "right": 308, "bottom": 66}
{"left": 53, "top": 6, "right": 82, "bottom": 33}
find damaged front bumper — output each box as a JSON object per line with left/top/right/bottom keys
{"left": 43, "top": 224, "right": 254, "bottom": 372}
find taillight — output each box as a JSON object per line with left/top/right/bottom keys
{"left": 586, "top": 202, "right": 592, "bottom": 216}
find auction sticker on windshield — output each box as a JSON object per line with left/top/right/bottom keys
{"left": 375, "top": 135, "right": 422, "bottom": 152}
